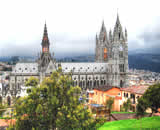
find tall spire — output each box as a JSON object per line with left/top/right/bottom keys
{"left": 115, "top": 12, "right": 121, "bottom": 27}
{"left": 42, "top": 22, "right": 49, "bottom": 44}
{"left": 42, "top": 22, "right": 50, "bottom": 53}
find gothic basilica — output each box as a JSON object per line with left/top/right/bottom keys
{"left": 1, "top": 14, "right": 129, "bottom": 105}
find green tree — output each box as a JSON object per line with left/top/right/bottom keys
{"left": 137, "top": 84, "right": 160, "bottom": 116}
{"left": 9, "top": 68, "right": 102, "bottom": 130}
{"left": 123, "top": 99, "right": 132, "bottom": 112}
{"left": 105, "top": 97, "right": 114, "bottom": 111}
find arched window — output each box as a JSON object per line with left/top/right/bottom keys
{"left": 87, "top": 81, "right": 89, "bottom": 86}
{"left": 104, "top": 80, "right": 106, "bottom": 85}
{"left": 83, "top": 81, "right": 85, "bottom": 87}
{"left": 7, "top": 96, "right": 11, "bottom": 106}
{"left": 120, "top": 80, "right": 123, "bottom": 88}
{"left": 0, "top": 96, "right": 2, "bottom": 105}
{"left": 89, "top": 81, "right": 92, "bottom": 87}
{"left": 97, "top": 80, "right": 99, "bottom": 86}
{"left": 101, "top": 80, "right": 103, "bottom": 85}
{"left": 104, "top": 48, "right": 107, "bottom": 60}
{"left": 79, "top": 81, "right": 82, "bottom": 87}
{"left": 94, "top": 80, "right": 96, "bottom": 86}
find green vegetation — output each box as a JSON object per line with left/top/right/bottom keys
{"left": 121, "top": 99, "right": 132, "bottom": 112}
{"left": 137, "top": 83, "right": 160, "bottom": 116}
{"left": 99, "top": 116, "right": 160, "bottom": 130}
{"left": 8, "top": 68, "right": 105, "bottom": 130}
{"left": 0, "top": 117, "right": 12, "bottom": 119}
{"left": 111, "top": 111, "right": 135, "bottom": 114}
{"left": 105, "top": 97, "right": 114, "bottom": 111}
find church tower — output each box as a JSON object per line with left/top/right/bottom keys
{"left": 39, "top": 22, "right": 52, "bottom": 69}
{"left": 95, "top": 21, "right": 110, "bottom": 62}
{"left": 95, "top": 14, "right": 129, "bottom": 88}
{"left": 111, "top": 13, "right": 129, "bottom": 87}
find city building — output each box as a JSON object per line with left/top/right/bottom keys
{"left": 0, "top": 14, "right": 129, "bottom": 105}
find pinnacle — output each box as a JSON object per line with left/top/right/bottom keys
{"left": 100, "top": 20, "right": 106, "bottom": 33}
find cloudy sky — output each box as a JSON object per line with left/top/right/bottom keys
{"left": 0, "top": 0, "right": 160, "bottom": 57}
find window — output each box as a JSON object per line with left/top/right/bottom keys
{"left": 87, "top": 81, "right": 89, "bottom": 86}
{"left": 119, "top": 51, "right": 123, "bottom": 58}
{"left": 83, "top": 81, "right": 85, "bottom": 86}
{"left": 119, "top": 64, "right": 124, "bottom": 72}
{"left": 101, "top": 80, "right": 103, "bottom": 85}
{"left": 25, "top": 68, "right": 27, "bottom": 70}
{"left": 120, "top": 80, "right": 123, "bottom": 88}
{"left": 104, "top": 80, "right": 106, "bottom": 85}
{"left": 104, "top": 48, "right": 107, "bottom": 60}
{"left": 126, "top": 93, "right": 128, "bottom": 98}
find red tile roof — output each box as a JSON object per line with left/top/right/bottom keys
{"left": 120, "top": 85, "right": 149, "bottom": 95}
{"left": 0, "top": 119, "right": 16, "bottom": 127}
{"left": 94, "top": 86, "right": 119, "bottom": 91}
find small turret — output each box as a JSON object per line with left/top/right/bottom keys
{"left": 96, "top": 34, "right": 98, "bottom": 45}
{"left": 109, "top": 29, "right": 112, "bottom": 42}
{"left": 113, "top": 13, "right": 123, "bottom": 41}
{"left": 99, "top": 20, "right": 107, "bottom": 42}
{"left": 125, "top": 28, "right": 127, "bottom": 41}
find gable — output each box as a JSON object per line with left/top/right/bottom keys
{"left": 45, "top": 60, "right": 57, "bottom": 74}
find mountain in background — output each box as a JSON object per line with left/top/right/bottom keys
{"left": 57, "top": 53, "right": 160, "bottom": 73}
{"left": 1, "top": 53, "right": 160, "bottom": 73}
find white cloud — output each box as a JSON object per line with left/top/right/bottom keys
{"left": 0, "top": 0, "right": 160, "bottom": 56}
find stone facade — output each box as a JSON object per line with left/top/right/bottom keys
{"left": 1, "top": 14, "right": 129, "bottom": 105}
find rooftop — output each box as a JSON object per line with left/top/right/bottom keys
{"left": 121, "top": 85, "right": 149, "bottom": 95}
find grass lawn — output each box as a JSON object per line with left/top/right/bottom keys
{"left": 111, "top": 111, "right": 136, "bottom": 114}
{"left": 98, "top": 116, "right": 160, "bottom": 130}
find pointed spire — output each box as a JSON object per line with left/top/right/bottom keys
{"left": 42, "top": 22, "right": 50, "bottom": 46}
{"left": 109, "top": 29, "right": 112, "bottom": 42}
{"left": 99, "top": 20, "right": 108, "bottom": 42}
{"left": 125, "top": 28, "right": 127, "bottom": 41}
{"left": 96, "top": 33, "right": 98, "bottom": 45}
{"left": 115, "top": 12, "right": 121, "bottom": 27}
{"left": 44, "top": 21, "right": 48, "bottom": 37}
{"left": 100, "top": 20, "right": 106, "bottom": 33}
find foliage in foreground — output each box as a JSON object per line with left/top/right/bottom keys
{"left": 8, "top": 68, "right": 105, "bottom": 130}
{"left": 98, "top": 116, "right": 160, "bottom": 130}
{"left": 121, "top": 98, "right": 132, "bottom": 112}
{"left": 105, "top": 97, "right": 114, "bottom": 111}
{"left": 136, "top": 83, "right": 160, "bottom": 116}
